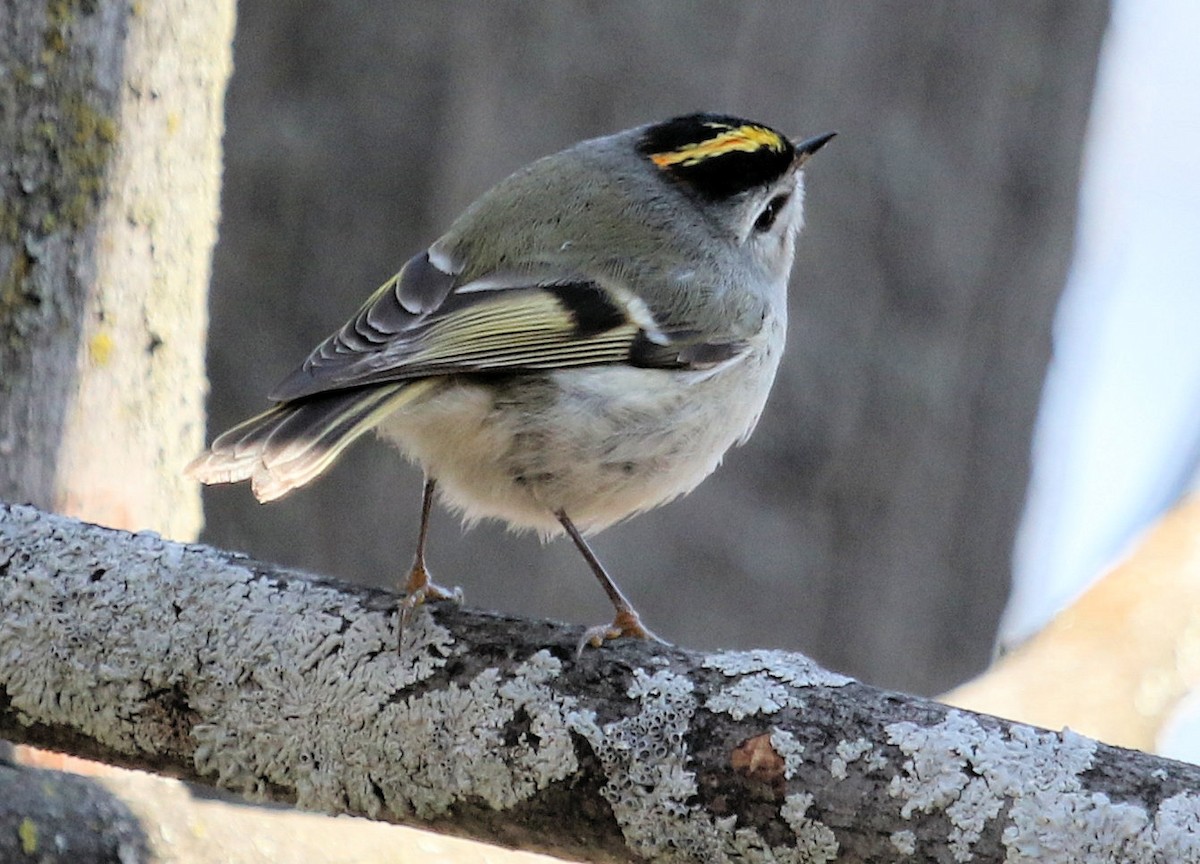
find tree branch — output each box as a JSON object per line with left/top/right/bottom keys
{"left": 0, "top": 755, "right": 148, "bottom": 863}
{"left": 2, "top": 502, "right": 1198, "bottom": 863}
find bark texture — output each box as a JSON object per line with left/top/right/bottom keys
{"left": 0, "top": 0, "right": 232, "bottom": 538}
{"left": 3, "top": 502, "right": 1197, "bottom": 864}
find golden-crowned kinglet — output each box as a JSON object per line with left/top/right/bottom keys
{"left": 188, "top": 113, "right": 834, "bottom": 648}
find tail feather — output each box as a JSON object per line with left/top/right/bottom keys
{"left": 186, "top": 381, "right": 434, "bottom": 502}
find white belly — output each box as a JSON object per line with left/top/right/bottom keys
{"left": 377, "top": 330, "right": 782, "bottom": 537}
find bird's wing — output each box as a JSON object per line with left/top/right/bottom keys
{"left": 268, "top": 249, "right": 749, "bottom": 402}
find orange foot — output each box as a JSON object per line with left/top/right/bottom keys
{"left": 397, "top": 565, "right": 462, "bottom": 649}
{"left": 577, "top": 607, "right": 670, "bottom": 656}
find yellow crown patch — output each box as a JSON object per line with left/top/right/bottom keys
{"left": 637, "top": 114, "right": 795, "bottom": 199}
{"left": 649, "top": 124, "right": 787, "bottom": 169}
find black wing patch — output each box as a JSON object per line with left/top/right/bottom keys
{"left": 542, "top": 282, "right": 628, "bottom": 337}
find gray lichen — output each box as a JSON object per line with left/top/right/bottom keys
{"left": 374, "top": 650, "right": 579, "bottom": 818}
{"left": 4, "top": 504, "right": 1199, "bottom": 863}
{"left": 702, "top": 649, "right": 852, "bottom": 724}
{"left": 887, "top": 711, "right": 1200, "bottom": 862}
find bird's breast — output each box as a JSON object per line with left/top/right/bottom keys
{"left": 377, "top": 321, "right": 784, "bottom": 537}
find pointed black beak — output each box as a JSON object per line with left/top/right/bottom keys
{"left": 793, "top": 131, "right": 837, "bottom": 166}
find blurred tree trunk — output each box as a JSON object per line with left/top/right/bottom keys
{"left": 0, "top": 2, "right": 233, "bottom": 862}
{"left": 0, "top": 0, "right": 228, "bottom": 539}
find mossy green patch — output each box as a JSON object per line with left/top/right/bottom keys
{"left": 18, "top": 817, "right": 38, "bottom": 854}
{"left": 0, "top": 1, "right": 119, "bottom": 337}
{"left": 0, "top": 249, "right": 34, "bottom": 327}
{"left": 57, "top": 92, "right": 119, "bottom": 228}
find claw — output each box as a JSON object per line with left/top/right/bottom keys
{"left": 397, "top": 565, "right": 462, "bottom": 651}
{"left": 576, "top": 607, "right": 669, "bottom": 657}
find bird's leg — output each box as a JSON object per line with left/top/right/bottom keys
{"left": 405, "top": 476, "right": 439, "bottom": 595}
{"left": 556, "top": 510, "right": 668, "bottom": 653}
{"left": 398, "top": 477, "right": 461, "bottom": 649}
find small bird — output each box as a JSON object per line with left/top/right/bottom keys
{"left": 188, "top": 113, "right": 833, "bottom": 649}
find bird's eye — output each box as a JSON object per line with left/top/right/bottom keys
{"left": 754, "top": 193, "right": 790, "bottom": 232}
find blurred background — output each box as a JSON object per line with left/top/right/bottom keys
{"left": 200, "top": 2, "right": 1112, "bottom": 696}
{"left": 1002, "top": 0, "right": 1200, "bottom": 648}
